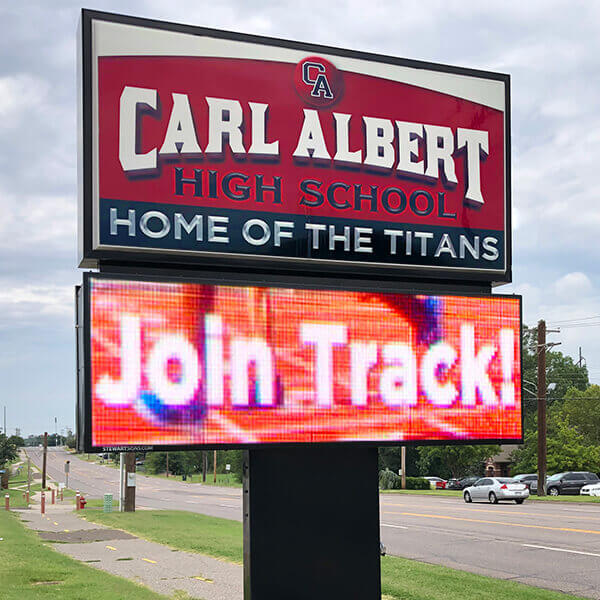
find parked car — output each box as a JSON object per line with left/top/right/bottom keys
{"left": 513, "top": 473, "right": 538, "bottom": 494}
{"left": 580, "top": 482, "right": 600, "bottom": 496}
{"left": 546, "top": 472, "right": 599, "bottom": 496}
{"left": 447, "top": 476, "right": 478, "bottom": 490}
{"left": 424, "top": 476, "right": 447, "bottom": 490}
{"left": 463, "top": 477, "right": 529, "bottom": 504}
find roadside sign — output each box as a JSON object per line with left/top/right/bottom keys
{"left": 65, "top": 461, "right": 70, "bottom": 473}
{"left": 127, "top": 472, "right": 136, "bottom": 487}
{"left": 79, "top": 10, "right": 511, "bottom": 284}
{"left": 82, "top": 273, "right": 522, "bottom": 450}
{"left": 58, "top": 482, "right": 65, "bottom": 490}
{"left": 226, "top": 464, "right": 231, "bottom": 472}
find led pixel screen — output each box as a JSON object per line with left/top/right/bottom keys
{"left": 86, "top": 276, "right": 522, "bottom": 449}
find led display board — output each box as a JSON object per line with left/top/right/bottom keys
{"left": 80, "top": 274, "right": 522, "bottom": 451}
{"left": 79, "top": 10, "right": 511, "bottom": 283}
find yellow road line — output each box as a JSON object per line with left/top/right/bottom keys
{"left": 64, "top": 529, "right": 70, "bottom": 532}
{"left": 381, "top": 502, "right": 600, "bottom": 521}
{"left": 193, "top": 575, "right": 214, "bottom": 583}
{"left": 53, "top": 522, "right": 58, "bottom": 525}
{"left": 105, "top": 545, "right": 117, "bottom": 551}
{"left": 388, "top": 511, "right": 600, "bottom": 535}
{"left": 142, "top": 558, "right": 157, "bottom": 564}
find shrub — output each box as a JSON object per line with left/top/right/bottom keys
{"left": 379, "top": 469, "right": 401, "bottom": 489}
{"left": 379, "top": 471, "right": 430, "bottom": 490}
{"left": 405, "top": 477, "right": 430, "bottom": 490}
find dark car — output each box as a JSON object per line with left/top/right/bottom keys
{"left": 546, "top": 472, "right": 599, "bottom": 496}
{"left": 447, "top": 476, "right": 478, "bottom": 490}
{"left": 513, "top": 473, "right": 538, "bottom": 494}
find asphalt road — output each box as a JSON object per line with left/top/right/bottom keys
{"left": 25, "top": 447, "right": 600, "bottom": 599}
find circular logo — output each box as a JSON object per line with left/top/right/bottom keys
{"left": 294, "top": 56, "right": 343, "bottom": 108}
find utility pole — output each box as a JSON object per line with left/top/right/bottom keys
{"left": 401, "top": 446, "right": 406, "bottom": 489}
{"left": 3, "top": 406, "right": 6, "bottom": 435}
{"left": 166, "top": 452, "right": 169, "bottom": 477}
{"left": 537, "top": 320, "right": 560, "bottom": 497}
{"left": 577, "top": 347, "right": 585, "bottom": 368}
{"left": 202, "top": 451, "right": 207, "bottom": 483}
{"left": 55, "top": 417, "right": 58, "bottom": 447}
{"left": 27, "top": 457, "right": 31, "bottom": 501}
{"left": 42, "top": 432, "right": 48, "bottom": 490}
{"left": 213, "top": 450, "right": 217, "bottom": 483}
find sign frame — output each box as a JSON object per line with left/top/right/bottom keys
{"left": 78, "top": 270, "right": 523, "bottom": 453}
{"left": 78, "top": 9, "right": 511, "bottom": 285}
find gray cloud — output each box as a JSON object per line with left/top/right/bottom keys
{"left": 0, "top": 1, "right": 597, "bottom": 434}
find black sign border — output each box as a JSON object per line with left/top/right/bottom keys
{"left": 79, "top": 270, "right": 523, "bottom": 453}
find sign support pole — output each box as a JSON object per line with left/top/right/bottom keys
{"left": 243, "top": 446, "right": 381, "bottom": 600}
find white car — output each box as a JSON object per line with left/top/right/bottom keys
{"left": 463, "top": 477, "right": 529, "bottom": 504}
{"left": 580, "top": 482, "right": 600, "bottom": 496}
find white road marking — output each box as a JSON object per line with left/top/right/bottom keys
{"left": 522, "top": 544, "right": 600, "bottom": 558}
{"left": 381, "top": 523, "right": 408, "bottom": 529}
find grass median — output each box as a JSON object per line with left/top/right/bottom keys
{"left": 83, "top": 510, "right": 588, "bottom": 600}
{"left": 0, "top": 510, "right": 167, "bottom": 599}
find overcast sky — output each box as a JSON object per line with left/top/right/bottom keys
{"left": 1, "top": 1, "right": 598, "bottom": 436}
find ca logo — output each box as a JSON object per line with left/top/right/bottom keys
{"left": 294, "top": 56, "right": 342, "bottom": 108}
{"left": 302, "top": 62, "right": 334, "bottom": 99}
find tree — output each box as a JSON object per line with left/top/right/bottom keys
{"left": 8, "top": 435, "right": 24, "bottom": 448}
{"left": 417, "top": 445, "right": 500, "bottom": 480}
{"left": 378, "top": 446, "right": 419, "bottom": 476}
{"left": 511, "top": 408, "right": 600, "bottom": 475}
{"left": 145, "top": 451, "right": 199, "bottom": 476}
{"left": 0, "top": 433, "right": 18, "bottom": 467}
{"left": 521, "top": 325, "right": 589, "bottom": 426}
{"left": 561, "top": 385, "right": 600, "bottom": 446}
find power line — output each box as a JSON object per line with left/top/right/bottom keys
{"left": 548, "top": 314, "right": 600, "bottom": 324}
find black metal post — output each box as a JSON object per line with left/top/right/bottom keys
{"left": 243, "top": 446, "right": 381, "bottom": 600}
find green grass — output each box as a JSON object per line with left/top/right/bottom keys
{"left": 82, "top": 510, "right": 587, "bottom": 600}
{"left": 0, "top": 510, "right": 168, "bottom": 599}
{"left": 83, "top": 498, "right": 119, "bottom": 509}
{"left": 382, "top": 489, "right": 463, "bottom": 497}
{"left": 529, "top": 494, "right": 600, "bottom": 503}
{"left": 140, "top": 471, "right": 241, "bottom": 487}
{"left": 380, "top": 554, "right": 586, "bottom": 600}
{"left": 83, "top": 510, "right": 243, "bottom": 564}
{"left": 2, "top": 488, "right": 30, "bottom": 508}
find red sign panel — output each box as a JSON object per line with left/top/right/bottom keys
{"left": 84, "top": 275, "right": 522, "bottom": 450}
{"left": 80, "top": 12, "right": 510, "bottom": 282}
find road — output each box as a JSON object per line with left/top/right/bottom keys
{"left": 26, "top": 447, "right": 600, "bottom": 599}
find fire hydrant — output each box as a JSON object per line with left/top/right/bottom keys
{"left": 79, "top": 495, "right": 87, "bottom": 509}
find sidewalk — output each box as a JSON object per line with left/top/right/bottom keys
{"left": 15, "top": 495, "right": 243, "bottom": 600}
